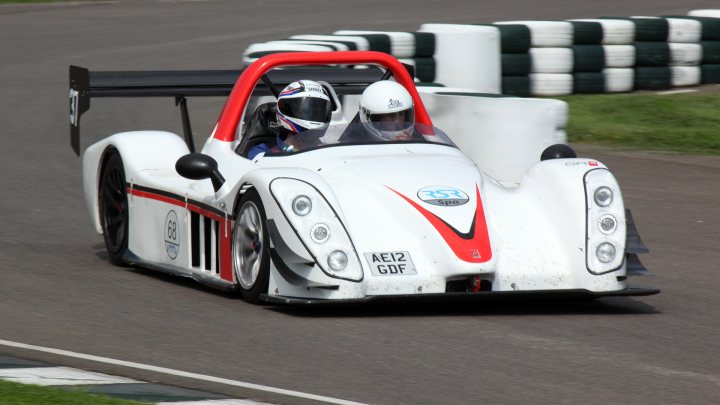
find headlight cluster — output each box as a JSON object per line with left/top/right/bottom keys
{"left": 584, "top": 169, "right": 626, "bottom": 274}
{"left": 270, "top": 178, "right": 363, "bottom": 282}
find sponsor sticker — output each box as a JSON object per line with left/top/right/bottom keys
{"left": 364, "top": 251, "right": 417, "bottom": 276}
{"left": 417, "top": 185, "right": 469, "bottom": 206}
{"left": 69, "top": 89, "right": 79, "bottom": 125}
{"left": 388, "top": 98, "right": 403, "bottom": 109}
{"left": 164, "top": 210, "right": 179, "bottom": 259}
{"left": 565, "top": 161, "right": 599, "bottom": 167}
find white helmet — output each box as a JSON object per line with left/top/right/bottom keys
{"left": 276, "top": 80, "right": 332, "bottom": 134}
{"left": 359, "top": 81, "right": 415, "bottom": 140}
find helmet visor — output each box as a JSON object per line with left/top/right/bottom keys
{"left": 368, "top": 107, "right": 415, "bottom": 132}
{"left": 278, "top": 97, "right": 331, "bottom": 123}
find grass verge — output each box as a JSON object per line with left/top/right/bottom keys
{"left": 0, "top": 379, "right": 143, "bottom": 405}
{"left": 557, "top": 91, "right": 720, "bottom": 155}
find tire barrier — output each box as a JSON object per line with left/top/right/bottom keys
{"left": 635, "top": 66, "right": 673, "bottom": 90}
{"left": 242, "top": 9, "right": 720, "bottom": 95}
{"left": 701, "top": 64, "right": 720, "bottom": 83}
{"left": 530, "top": 73, "right": 573, "bottom": 96}
{"left": 569, "top": 19, "right": 635, "bottom": 45}
{"left": 492, "top": 24, "right": 532, "bottom": 97}
{"left": 669, "top": 43, "right": 703, "bottom": 65}
{"left": 573, "top": 45, "right": 605, "bottom": 72}
{"left": 671, "top": 66, "right": 701, "bottom": 87}
{"left": 603, "top": 45, "right": 636, "bottom": 68}
{"left": 574, "top": 72, "right": 605, "bottom": 94}
{"left": 663, "top": 14, "right": 720, "bottom": 84}
{"left": 688, "top": 9, "right": 720, "bottom": 18}
{"left": 529, "top": 47, "right": 574, "bottom": 73}
{"left": 495, "top": 21, "right": 574, "bottom": 95}
{"left": 494, "top": 21, "right": 573, "bottom": 47}
{"left": 417, "top": 24, "right": 500, "bottom": 93}
{"left": 569, "top": 21, "right": 604, "bottom": 45}
{"left": 665, "top": 17, "right": 702, "bottom": 43}
{"left": 603, "top": 68, "right": 635, "bottom": 92}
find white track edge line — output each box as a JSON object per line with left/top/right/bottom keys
{"left": 656, "top": 89, "right": 698, "bottom": 95}
{"left": 0, "top": 339, "right": 365, "bottom": 405}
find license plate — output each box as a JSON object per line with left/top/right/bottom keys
{"left": 364, "top": 251, "right": 417, "bottom": 276}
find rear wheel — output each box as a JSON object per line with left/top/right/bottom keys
{"left": 99, "top": 151, "right": 129, "bottom": 265}
{"left": 232, "top": 188, "right": 270, "bottom": 304}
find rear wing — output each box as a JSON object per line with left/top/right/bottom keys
{"left": 69, "top": 64, "right": 409, "bottom": 155}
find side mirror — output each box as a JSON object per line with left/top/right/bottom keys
{"left": 176, "top": 153, "right": 226, "bottom": 192}
{"left": 540, "top": 144, "right": 577, "bottom": 161}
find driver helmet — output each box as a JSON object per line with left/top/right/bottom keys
{"left": 276, "top": 80, "right": 332, "bottom": 135}
{"left": 359, "top": 81, "right": 415, "bottom": 140}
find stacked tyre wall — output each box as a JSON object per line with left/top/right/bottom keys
{"left": 675, "top": 10, "right": 720, "bottom": 84}
{"left": 495, "top": 21, "right": 575, "bottom": 96}
{"left": 243, "top": 31, "right": 438, "bottom": 83}
{"left": 242, "top": 9, "right": 720, "bottom": 97}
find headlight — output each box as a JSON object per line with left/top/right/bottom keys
{"left": 584, "top": 169, "right": 626, "bottom": 274}
{"left": 310, "top": 223, "right": 330, "bottom": 244}
{"left": 270, "top": 178, "right": 363, "bottom": 282}
{"left": 596, "top": 242, "right": 616, "bottom": 263}
{"left": 292, "top": 195, "right": 312, "bottom": 216}
{"left": 594, "top": 186, "right": 613, "bottom": 207}
{"left": 327, "top": 250, "right": 348, "bottom": 272}
{"left": 598, "top": 214, "right": 617, "bottom": 234}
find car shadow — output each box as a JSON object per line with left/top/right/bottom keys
{"left": 269, "top": 296, "right": 660, "bottom": 317}
{"left": 92, "top": 244, "right": 659, "bottom": 317}
{"left": 117, "top": 263, "right": 243, "bottom": 300}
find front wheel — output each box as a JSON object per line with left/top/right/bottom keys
{"left": 232, "top": 188, "right": 270, "bottom": 304}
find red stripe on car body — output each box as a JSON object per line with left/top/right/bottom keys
{"left": 127, "top": 187, "right": 234, "bottom": 282}
{"left": 389, "top": 185, "right": 492, "bottom": 263}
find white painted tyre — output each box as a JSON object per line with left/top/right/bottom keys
{"left": 671, "top": 66, "right": 701, "bottom": 86}
{"left": 289, "top": 35, "right": 370, "bottom": 50}
{"left": 243, "top": 42, "right": 336, "bottom": 65}
{"left": 603, "top": 68, "right": 634, "bottom": 92}
{"left": 530, "top": 47, "right": 573, "bottom": 73}
{"left": 268, "top": 40, "right": 350, "bottom": 51}
{"left": 530, "top": 73, "right": 573, "bottom": 96}
{"left": 495, "top": 20, "right": 573, "bottom": 47}
{"left": 688, "top": 9, "right": 720, "bottom": 18}
{"left": 334, "top": 30, "right": 416, "bottom": 58}
{"left": 669, "top": 43, "right": 703, "bottom": 65}
{"left": 667, "top": 18, "right": 702, "bottom": 43}
{"left": 570, "top": 19, "right": 635, "bottom": 45}
{"left": 603, "top": 45, "right": 636, "bottom": 68}
{"left": 418, "top": 24, "right": 501, "bottom": 93}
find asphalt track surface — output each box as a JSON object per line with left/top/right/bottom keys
{"left": 1, "top": 1, "right": 719, "bottom": 404}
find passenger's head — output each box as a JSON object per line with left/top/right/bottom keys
{"left": 276, "top": 80, "right": 332, "bottom": 137}
{"left": 359, "top": 81, "right": 415, "bottom": 140}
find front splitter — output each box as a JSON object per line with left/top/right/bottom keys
{"left": 260, "top": 285, "right": 660, "bottom": 305}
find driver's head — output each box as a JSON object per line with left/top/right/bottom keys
{"left": 359, "top": 81, "right": 415, "bottom": 140}
{"left": 276, "top": 80, "right": 332, "bottom": 136}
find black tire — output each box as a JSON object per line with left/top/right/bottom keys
{"left": 98, "top": 150, "right": 129, "bottom": 265}
{"left": 231, "top": 188, "right": 270, "bottom": 304}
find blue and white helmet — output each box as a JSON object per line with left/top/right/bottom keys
{"left": 276, "top": 80, "right": 332, "bottom": 134}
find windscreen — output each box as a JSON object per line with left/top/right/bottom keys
{"left": 261, "top": 122, "right": 455, "bottom": 156}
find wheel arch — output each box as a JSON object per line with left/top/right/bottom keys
{"left": 82, "top": 131, "right": 190, "bottom": 234}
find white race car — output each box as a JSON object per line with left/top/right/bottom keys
{"left": 70, "top": 51, "right": 658, "bottom": 304}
